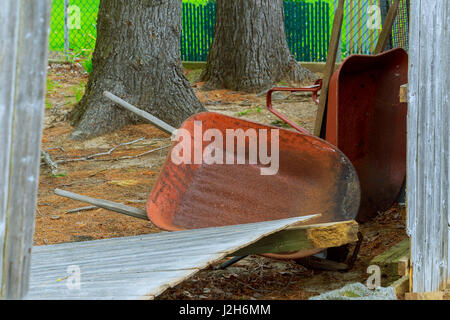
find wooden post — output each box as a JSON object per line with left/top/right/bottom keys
{"left": 313, "top": 0, "right": 345, "bottom": 137}
{"left": 374, "top": 0, "right": 400, "bottom": 54}
{"left": 0, "top": 1, "right": 51, "bottom": 299}
{"left": 379, "top": 0, "right": 393, "bottom": 51}
{"left": 333, "top": 0, "right": 342, "bottom": 62}
{"left": 407, "top": 0, "right": 449, "bottom": 292}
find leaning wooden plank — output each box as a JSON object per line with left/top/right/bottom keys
{"left": 27, "top": 215, "right": 318, "bottom": 299}
{"left": 313, "top": 0, "right": 345, "bottom": 136}
{"left": 29, "top": 221, "right": 354, "bottom": 268}
{"left": 374, "top": 0, "right": 401, "bottom": 54}
{"left": 230, "top": 220, "right": 358, "bottom": 256}
{"left": 0, "top": 1, "right": 51, "bottom": 299}
{"left": 54, "top": 189, "right": 149, "bottom": 221}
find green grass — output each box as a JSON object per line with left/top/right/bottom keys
{"left": 72, "top": 83, "right": 86, "bottom": 103}
{"left": 235, "top": 106, "right": 262, "bottom": 117}
{"left": 51, "top": 172, "right": 68, "bottom": 178}
{"left": 236, "top": 109, "right": 252, "bottom": 117}
{"left": 46, "top": 78, "right": 55, "bottom": 93}
{"left": 270, "top": 119, "right": 292, "bottom": 128}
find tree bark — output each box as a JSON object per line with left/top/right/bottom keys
{"left": 70, "top": 0, "right": 205, "bottom": 139}
{"left": 201, "top": 0, "right": 316, "bottom": 93}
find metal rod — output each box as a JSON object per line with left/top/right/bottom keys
{"left": 64, "top": 0, "right": 70, "bottom": 59}
{"left": 219, "top": 256, "right": 248, "bottom": 269}
{"left": 103, "top": 91, "right": 176, "bottom": 135}
{"left": 54, "top": 189, "right": 149, "bottom": 221}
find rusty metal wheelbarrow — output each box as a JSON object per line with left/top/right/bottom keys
{"left": 103, "top": 92, "right": 360, "bottom": 229}
{"left": 267, "top": 48, "right": 408, "bottom": 222}
{"left": 147, "top": 112, "right": 360, "bottom": 231}
{"left": 95, "top": 92, "right": 361, "bottom": 260}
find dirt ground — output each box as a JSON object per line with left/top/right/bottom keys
{"left": 37, "top": 63, "right": 407, "bottom": 299}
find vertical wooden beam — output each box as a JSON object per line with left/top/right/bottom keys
{"left": 0, "top": 0, "right": 51, "bottom": 299}
{"left": 334, "top": 0, "right": 342, "bottom": 62}
{"left": 407, "top": 0, "right": 449, "bottom": 292}
{"left": 314, "top": 0, "right": 345, "bottom": 137}
{"left": 348, "top": 0, "right": 354, "bottom": 55}
{"left": 357, "top": 0, "right": 363, "bottom": 53}
{"left": 379, "top": 0, "right": 393, "bottom": 51}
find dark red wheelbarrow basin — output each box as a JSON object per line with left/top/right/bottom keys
{"left": 325, "top": 48, "right": 408, "bottom": 222}
{"left": 147, "top": 112, "right": 360, "bottom": 231}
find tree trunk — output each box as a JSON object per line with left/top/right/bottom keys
{"left": 201, "top": 0, "right": 316, "bottom": 93}
{"left": 70, "top": 0, "right": 205, "bottom": 139}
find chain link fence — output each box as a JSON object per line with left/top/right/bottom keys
{"left": 284, "top": 1, "right": 331, "bottom": 62}
{"left": 49, "top": 0, "right": 409, "bottom": 62}
{"left": 388, "top": 0, "right": 410, "bottom": 51}
{"left": 341, "top": 0, "right": 381, "bottom": 57}
{"left": 50, "top": 0, "right": 99, "bottom": 55}
{"left": 327, "top": 0, "right": 409, "bottom": 60}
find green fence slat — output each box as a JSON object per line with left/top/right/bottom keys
{"left": 189, "top": 4, "right": 194, "bottom": 61}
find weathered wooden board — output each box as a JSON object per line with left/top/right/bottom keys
{"left": 313, "top": 0, "right": 345, "bottom": 136}
{"left": 0, "top": 1, "right": 51, "bottom": 299}
{"left": 374, "top": 0, "right": 401, "bottom": 54}
{"left": 232, "top": 220, "right": 358, "bottom": 256}
{"left": 26, "top": 216, "right": 317, "bottom": 300}
{"left": 405, "top": 291, "right": 445, "bottom": 300}
{"left": 407, "top": 0, "right": 450, "bottom": 292}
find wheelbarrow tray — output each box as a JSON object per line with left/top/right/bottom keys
{"left": 325, "top": 48, "right": 408, "bottom": 222}
{"left": 147, "top": 112, "right": 360, "bottom": 231}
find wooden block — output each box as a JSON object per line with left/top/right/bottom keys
{"left": 313, "top": 0, "right": 345, "bottom": 136}
{"left": 399, "top": 84, "right": 408, "bottom": 103}
{"left": 370, "top": 239, "right": 410, "bottom": 278}
{"left": 390, "top": 275, "right": 410, "bottom": 296}
{"left": 397, "top": 256, "right": 409, "bottom": 276}
{"left": 374, "top": 0, "right": 401, "bottom": 54}
{"left": 405, "top": 292, "right": 445, "bottom": 300}
{"left": 230, "top": 220, "right": 358, "bottom": 256}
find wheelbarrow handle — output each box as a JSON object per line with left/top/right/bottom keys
{"left": 103, "top": 91, "right": 176, "bottom": 136}
{"left": 266, "top": 79, "right": 322, "bottom": 134}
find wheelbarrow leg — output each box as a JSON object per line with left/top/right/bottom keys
{"left": 295, "top": 232, "right": 363, "bottom": 271}
{"left": 219, "top": 256, "right": 248, "bottom": 270}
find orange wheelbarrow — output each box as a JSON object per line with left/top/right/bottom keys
{"left": 102, "top": 92, "right": 361, "bottom": 259}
